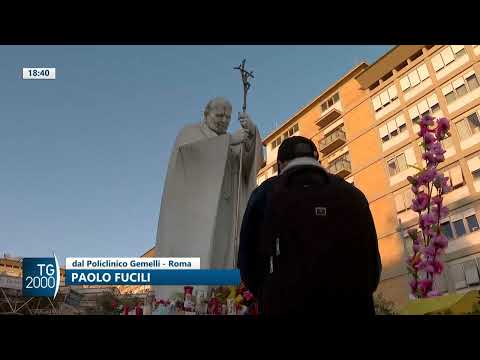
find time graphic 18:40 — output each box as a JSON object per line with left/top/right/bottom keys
{"left": 22, "top": 67, "right": 56, "bottom": 80}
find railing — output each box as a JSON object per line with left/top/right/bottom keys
{"left": 328, "top": 158, "right": 352, "bottom": 176}
{"left": 319, "top": 129, "right": 346, "bottom": 153}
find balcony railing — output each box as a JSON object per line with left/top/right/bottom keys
{"left": 319, "top": 129, "right": 346, "bottom": 155}
{"left": 328, "top": 158, "right": 352, "bottom": 178}
{"left": 316, "top": 108, "right": 342, "bottom": 128}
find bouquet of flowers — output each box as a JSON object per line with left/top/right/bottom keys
{"left": 405, "top": 115, "right": 451, "bottom": 299}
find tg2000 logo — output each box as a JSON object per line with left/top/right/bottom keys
{"left": 22, "top": 254, "right": 60, "bottom": 298}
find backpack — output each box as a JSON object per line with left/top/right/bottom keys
{"left": 257, "top": 165, "right": 374, "bottom": 315}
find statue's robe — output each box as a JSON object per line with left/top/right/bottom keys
{"left": 154, "top": 121, "right": 263, "bottom": 300}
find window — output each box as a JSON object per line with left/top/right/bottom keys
{"left": 271, "top": 123, "right": 299, "bottom": 149}
{"left": 381, "top": 71, "right": 393, "bottom": 82}
{"left": 466, "top": 73, "right": 480, "bottom": 91}
{"left": 431, "top": 45, "right": 467, "bottom": 72}
{"left": 467, "top": 113, "right": 480, "bottom": 132}
{"left": 441, "top": 222, "right": 455, "bottom": 240}
{"left": 400, "top": 63, "right": 430, "bottom": 93}
{"left": 410, "top": 49, "right": 423, "bottom": 62}
{"left": 445, "top": 91, "right": 457, "bottom": 104}
{"left": 321, "top": 92, "right": 340, "bottom": 113}
{"left": 369, "top": 81, "right": 380, "bottom": 91}
{"left": 456, "top": 82, "right": 468, "bottom": 97}
{"left": 271, "top": 137, "right": 282, "bottom": 150}
{"left": 395, "top": 60, "right": 408, "bottom": 72}
{"left": 473, "top": 169, "right": 480, "bottom": 180}
{"left": 408, "top": 93, "right": 441, "bottom": 126}
{"left": 387, "top": 153, "right": 408, "bottom": 176}
{"left": 372, "top": 85, "right": 398, "bottom": 113}
{"left": 453, "top": 219, "right": 467, "bottom": 237}
{"left": 456, "top": 111, "right": 480, "bottom": 141}
{"left": 466, "top": 214, "right": 479, "bottom": 232}
{"left": 441, "top": 135, "right": 453, "bottom": 149}
{"left": 379, "top": 115, "right": 407, "bottom": 144}
{"left": 442, "top": 70, "right": 479, "bottom": 105}
{"left": 464, "top": 260, "right": 480, "bottom": 286}
{"left": 450, "top": 259, "right": 480, "bottom": 290}
{"left": 394, "top": 188, "right": 415, "bottom": 213}
{"left": 440, "top": 210, "right": 479, "bottom": 243}
{"left": 450, "top": 263, "right": 467, "bottom": 290}
{"left": 444, "top": 165, "right": 464, "bottom": 189}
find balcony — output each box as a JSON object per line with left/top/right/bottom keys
{"left": 319, "top": 128, "right": 346, "bottom": 155}
{"left": 316, "top": 108, "right": 342, "bottom": 128}
{"left": 328, "top": 158, "right": 352, "bottom": 178}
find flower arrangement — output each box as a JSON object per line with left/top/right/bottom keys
{"left": 405, "top": 115, "right": 451, "bottom": 298}
{"left": 153, "top": 284, "right": 258, "bottom": 315}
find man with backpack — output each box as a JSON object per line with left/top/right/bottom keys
{"left": 238, "top": 136, "right": 382, "bottom": 316}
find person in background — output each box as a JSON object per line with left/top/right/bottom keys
{"left": 238, "top": 136, "right": 382, "bottom": 316}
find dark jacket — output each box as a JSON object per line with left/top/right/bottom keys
{"left": 238, "top": 165, "right": 382, "bottom": 315}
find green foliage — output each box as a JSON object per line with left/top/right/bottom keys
{"left": 374, "top": 293, "right": 397, "bottom": 315}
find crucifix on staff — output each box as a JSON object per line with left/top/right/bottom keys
{"left": 232, "top": 59, "right": 256, "bottom": 267}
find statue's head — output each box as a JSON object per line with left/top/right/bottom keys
{"left": 204, "top": 97, "right": 232, "bottom": 135}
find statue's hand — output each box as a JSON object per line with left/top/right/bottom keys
{"left": 230, "top": 128, "right": 249, "bottom": 145}
{"left": 239, "top": 112, "right": 256, "bottom": 138}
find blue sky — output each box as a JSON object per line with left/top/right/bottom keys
{"left": 0, "top": 45, "right": 391, "bottom": 265}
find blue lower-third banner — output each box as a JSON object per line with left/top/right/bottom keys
{"left": 65, "top": 269, "right": 241, "bottom": 286}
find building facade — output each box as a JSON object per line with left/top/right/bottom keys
{"left": 257, "top": 45, "right": 480, "bottom": 308}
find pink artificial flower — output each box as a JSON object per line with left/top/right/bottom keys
{"left": 407, "top": 176, "right": 418, "bottom": 186}
{"left": 422, "top": 150, "right": 437, "bottom": 165}
{"left": 433, "top": 173, "right": 452, "bottom": 194}
{"left": 243, "top": 291, "right": 254, "bottom": 301}
{"left": 432, "top": 205, "right": 449, "bottom": 221}
{"left": 412, "top": 243, "right": 421, "bottom": 253}
{"left": 421, "top": 245, "right": 437, "bottom": 257}
{"left": 432, "top": 233, "right": 448, "bottom": 249}
{"left": 418, "top": 167, "right": 438, "bottom": 186}
{"left": 423, "top": 264, "right": 436, "bottom": 273}
{"left": 432, "top": 260, "right": 444, "bottom": 274}
{"left": 420, "top": 213, "right": 436, "bottom": 230}
{"left": 411, "top": 185, "right": 420, "bottom": 195}
{"left": 423, "top": 132, "right": 436, "bottom": 146}
{"left": 418, "top": 279, "right": 433, "bottom": 293}
{"left": 427, "top": 290, "right": 441, "bottom": 297}
{"left": 411, "top": 191, "right": 429, "bottom": 212}
{"left": 420, "top": 115, "right": 435, "bottom": 127}
{"left": 441, "top": 179, "right": 452, "bottom": 194}
{"left": 407, "top": 254, "right": 421, "bottom": 268}
{"left": 435, "top": 117, "right": 450, "bottom": 139}
{"left": 431, "top": 195, "right": 442, "bottom": 206}
{"left": 429, "top": 142, "right": 446, "bottom": 157}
